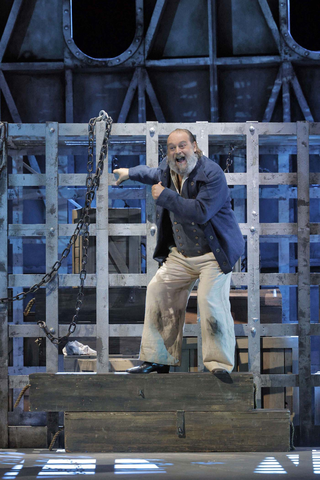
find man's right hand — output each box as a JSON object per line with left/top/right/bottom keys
{"left": 113, "top": 168, "right": 129, "bottom": 185}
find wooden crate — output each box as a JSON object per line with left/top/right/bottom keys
{"left": 235, "top": 337, "right": 298, "bottom": 414}
{"left": 64, "top": 409, "right": 290, "bottom": 452}
{"left": 29, "top": 373, "right": 254, "bottom": 413}
{"left": 29, "top": 373, "right": 290, "bottom": 452}
{"left": 72, "top": 207, "right": 141, "bottom": 275}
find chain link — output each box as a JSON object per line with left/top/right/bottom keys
{"left": 0, "top": 111, "right": 113, "bottom": 345}
{"left": 224, "top": 144, "right": 234, "bottom": 173}
{"left": 158, "top": 143, "right": 166, "bottom": 162}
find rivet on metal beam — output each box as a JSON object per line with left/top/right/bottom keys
{"left": 49, "top": 227, "right": 55, "bottom": 235}
{"left": 250, "top": 226, "right": 255, "bottom": 232}
{"left": 252, "top": 210, "right": 257, "bottom": 216}
{"left": 249, "top": 125, "right": 255, "bottom": 133}
{"left": 49, "top": 328, "right": 55, "bottom": 334}
{"left": 150, "top": 226, "right": 156, "bottom": 236}
{"left": 251, "top": 327, "right": 256, "bottom": 335}
{"left": 149, "top": 127, "right": 155, "bottom": 137}
{"left": 253, "top": 317, "right": 259, "bottom": 322}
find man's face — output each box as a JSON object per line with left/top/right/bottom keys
{"left": 166, "top": 131, "right": 198, "bottom": 177}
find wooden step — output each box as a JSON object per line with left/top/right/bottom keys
{"left": 29, "top": 372, "right": 254, "bottom": 413}
{"left": 64, "top": 409, "right": 290, "bottom": 453}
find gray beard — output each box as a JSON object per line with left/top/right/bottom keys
{"left": 167, "top": 152, "right": 198, "bottom": 178}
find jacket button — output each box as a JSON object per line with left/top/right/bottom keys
{"left": 196, "top": 243, "right": 199, "bottom": 246}
{"left": 164, "top": 173, "right": 167, "bottom": 176}
{"left": 177, "top": 236, "right": 181, "bottom": 239}
{"left": 174, "top": 221, "right": 177, "bottom": 225}
{"left": 193, "top": 229, "right": 196, "bottom": 233}
{"left": 195, "top": 236, "right": 199, "bottom": 240}
{"left": 191, "top": 182, "right": 194, "bottom": 186}
{"left": 157, "top": 214, "right": 160, "bottom": 218}
{"left": 216, "top": 248, "right": 220, "bottom": 253}
{"left": 176, "top": 229, "right": 179, "bottom": 232}
{"left": 191, "top": 222, "right": 195, "bottom": 225}
{"left": 210, "top": 236, "right": 213, "bottom": 240}
{"left": 223, "top": 261, "right": 227, "bottom": 266}
{"left": 197, "top": 250, "right": 201, "bottom": 254}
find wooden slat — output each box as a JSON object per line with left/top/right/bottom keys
{"left": 29, "top": 373, "right": 254, "bottom": 413}
{"left": 8, "top": 426, "right": 47, "bottom": 448}
{"left": 64, "top": 409, "right": 290, "bottom": 452}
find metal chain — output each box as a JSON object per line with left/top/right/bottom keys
{"left": 0, "top": 110, "right": 113, "bottom": 346}
{"left": 158, "top": 143, "right": 166, "bottom": 162}
{"left": 224, "top": 144, "right": 234, "bottom": 173}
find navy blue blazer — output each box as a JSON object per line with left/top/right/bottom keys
{"left": 129, "top": 155, "right": 244, "bottom": 274}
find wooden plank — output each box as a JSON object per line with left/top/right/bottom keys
{"left": 29, "top": 373, "right": 254, "bottom": 413}
{"left": 0, "top": 124, "right": 8, "bottom": 448}
{"left": 96, "top": 121, "right": 110, "bottom": 373}
{"left": 8, "top": 426, "right": 47, "bottom": 448}
{"left": 64, "top": 409, "right": 290, "bottom": 452}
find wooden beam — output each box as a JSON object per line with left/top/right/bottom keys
{"left": 0, "top": 0, "right": 24, "bottom": 62}
{"left": 257, "top": 0, "right": 281, "bottom": 52}
{"left": 0, "top": 123, "right": 8, "bottom": 448}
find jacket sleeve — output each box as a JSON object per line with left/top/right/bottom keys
{"left": 156, "top": 167, "right": 229, "bottom": 224}
{"left": 129, "top": 165, "right": 162, "bottom": 185}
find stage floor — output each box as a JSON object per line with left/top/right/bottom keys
{"left": 0, "top": 448, "right": 319, "bottom": 479}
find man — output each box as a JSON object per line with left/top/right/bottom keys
{"left": 113, "top": 129, "right": 244, "bottom": 374}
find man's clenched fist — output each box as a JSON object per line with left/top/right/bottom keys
{"left": 152, "top": 182, "right": 165, "bottom": 200}
{"left": 113, "top": 168, "right": 129, "bottom": 185}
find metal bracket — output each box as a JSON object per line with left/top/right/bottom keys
{"left": 177, "top": 410, "right": 185, "bottom": 438}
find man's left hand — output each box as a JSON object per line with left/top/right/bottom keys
{"left": 152, "top": 182, "right": 165, "bottom": 200}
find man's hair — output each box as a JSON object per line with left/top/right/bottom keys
{"left": 168, "top": 128, "right": 203, "bottom": 158}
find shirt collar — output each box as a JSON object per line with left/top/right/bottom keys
{"left": 170, "top": 170, "right": 189, "bottom": 194}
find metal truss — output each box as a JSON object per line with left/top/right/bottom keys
{"left": 0, "top": 0, "right": 320, "bottom": 449}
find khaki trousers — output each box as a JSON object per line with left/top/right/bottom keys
{"left": 139, "top": 247, "right": 236, "bottom": 372}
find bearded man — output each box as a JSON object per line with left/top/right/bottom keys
{"left": 113, "top": 129, "right": 244, "bottom": 374}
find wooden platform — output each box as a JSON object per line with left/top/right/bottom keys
{"left": 29, "top": 373, "right": 290, "bottom": 453}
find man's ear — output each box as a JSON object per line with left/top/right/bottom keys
{"left": 193, "top": 141, "right": 197, "bottom": 152}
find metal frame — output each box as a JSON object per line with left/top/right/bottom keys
{"left": 1, "top": 120, "right": 320, "bottom": 447}
{"left": 0, "top": 0, "right": 320, "bottom": 448}
{"left": 280, "top": 0, "right": 320, "bottom": 61}
{"left": 63, "top": 0, "right": 144, "bottom": 66}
